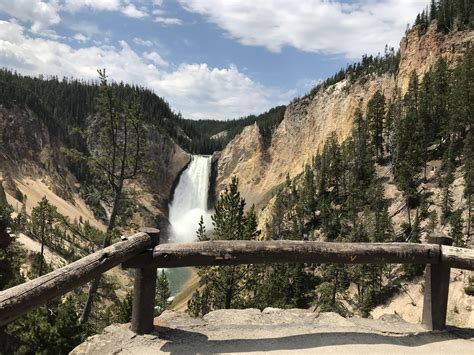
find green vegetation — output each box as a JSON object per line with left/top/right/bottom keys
{"left": 0, "top": 4, "right": 472, "bottom": 351}
{"left": 79, "top": 69, "right": 150, "bottom": 324}
{"left": 466, "top": 276, "right": 474, "bottom": 296}
{"left": 263, "top": 50, "right": 473, "bottom": 316}
{"left": 415, "top": 0, "right": 473, "bottom": 34}
{"left": 186, "top": 36, "right": 474, "bottom": 318}
{"left": 155, "top": 270, "right": 171, "bottom": 315}
{"left": 305, "top": 46, "right": 400, "bottom": 100}
{"left": 188, "top": 177, "right": 262, "bottom": 316}
{"left": 0, "top": 68, "right": 285, "bottom": 156}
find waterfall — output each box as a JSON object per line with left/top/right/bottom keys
{"left": 165, "top": 155, "right": 213, "bottom": 296}
{"left": 168, "top": 155, "right": 213, "bottom": 244}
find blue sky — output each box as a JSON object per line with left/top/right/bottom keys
{"left": 0, "top": 0, "right": 428, "bottom": 120}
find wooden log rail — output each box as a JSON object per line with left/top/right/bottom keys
{"left": 0, "top": 230, "right": 157, "bottom": 327}
{"left": 1, "top": 229, "right": 473, "bottom": 335}
{"left": 123, "top": 240, "right": 442, "bottom": 268}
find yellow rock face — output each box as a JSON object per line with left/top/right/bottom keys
{"left": 216, "top": 23, "right": 474, "bottom": 211}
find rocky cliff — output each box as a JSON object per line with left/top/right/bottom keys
{"left": 215, "top": 23, "right": 474, "bottom": 209}
{"left": 0, "top": 104, "right": 189, "bottom": 227}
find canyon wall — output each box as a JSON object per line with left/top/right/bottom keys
{"left": 0, "top": 104, "right": 189, "bottom": 226}
{"left": 215, "top": 23, "right": 474, "bottom": 209}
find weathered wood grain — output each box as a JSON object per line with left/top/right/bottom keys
{"left": 123, "top": 240, "right": 440, "bottom": 269}
{"left": 131, "top": 228, "right": 160, "bottom": 334}
{"left": 422, "top": 235, "right": 452, "bottom": 330}
{"left": 0, "top": 232, "right": 152, "bottom": 326}
{"left": 441, "top": 245, "right": 474, "bottom": 270}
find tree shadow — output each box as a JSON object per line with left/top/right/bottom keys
{"left": 155, "top": 326, "right": 474, "bottom": 355}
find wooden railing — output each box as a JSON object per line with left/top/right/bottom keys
{"left": 0, "top": 229, "right": 473, "bottom": 335}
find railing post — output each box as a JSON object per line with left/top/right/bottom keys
{"left": 131, "top": 227, "right": 160, "bottom": 334}
{"left": 422, "top": 233, "right": 452, "bottom": 330}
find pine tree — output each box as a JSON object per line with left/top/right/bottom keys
{"left": 395, "top": 72, "right": 423, "bottom": 226}
{"left": 418, "top": 71, "right": 435, "bottom": 180}
{"left": 463, "top": 132, "right": 473, "bottom": 239}
{"left": 115, "top": 290, "right": 133, "bottom": 323}
{"left": 6, "top": 297, "right": 86, "bottom": 354}
{"left": 432, "top": 58, "right": 450, "bottom": 142}
{"left": 450, "top": 210, "right": 465, "bottom": 247}
{"left": 155, "top": 270, "right": 171, "bottom": 315}
{"left": 427, "top": 210, "right": 439, "bottom": 233}
{"left": 81, "top": 69, "right": 149, "bottom": 324}
{"left": 430, "top": 0, "right": 438, "bottom": 21}
{"left": 30, "top": 197, "right": 57, "bottom": 277}
{"left": 187, "top": 177, "right": 260, "bottom": 316}
{"left": 367, "top": 90, "right": 386, "bottom": 161}
{"left": 196, "top": 216, "right": 208, "bottom": 241}
{"left": 440, "top": 142, "right": 455, "bottom": 223}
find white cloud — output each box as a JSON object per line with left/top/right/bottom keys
{"left": 69, "top": 21, "right": 102, "bottom": 37}
{"left": 133, "top": 37, "right": 153, "bottom": 47}
{"left": 73, "top": 33, "right": 88, "bottom": 42}
{"left": 150, "top": 64, "right": 293, "bottom": 120}
{"left": 0, "top": 0, "right": 60, "bottom": 32}
{"left": 143, "top": 51, "right": 168, "bottom": 67}
{"left": 121, "top": 4, "right": 147, "bottom": 18}
{"left": 0, "top": 20, "right": 288, "bottom": 120}
{"left": 179, "top": 0, "right": 427, "bottom": 58}
{"left": 154, "top": 16, "right": 183, "bottom": 25}
{"left": 63, "top": 0, "right": 121, "bottom": 12}
{"left": 64, "top": 0, "right": 149, "bottom": 19}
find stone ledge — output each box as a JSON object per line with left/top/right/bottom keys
{"left": 71, "top": 309, "right": 474, "bottom": 354}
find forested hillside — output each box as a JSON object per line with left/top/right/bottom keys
{"left": 197, "top": 0, "right": 474, "bottom": 319}
{"left": 0, "top": 69, "right": 285, "bottom": 156}
{"left": 0, "top": 0, "right": 472, "bottom": 352}
{"left": 188, "top": 49, "right": 473, "bottom": 319}
{"left": 262, "top": 51, "right": 472, "bottom": 315}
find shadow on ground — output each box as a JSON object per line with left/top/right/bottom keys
{"left": 156, "top": 326, "right": 474, "bottom": 354}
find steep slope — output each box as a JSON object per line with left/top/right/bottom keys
{"left": 215, "top": 23, "right": 474, "bottom": 209}
{"left": 0, "top": 103, "right": 190, "bottom": 229}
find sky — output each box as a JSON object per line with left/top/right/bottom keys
{"left": 0, "top": 0, "right": 429, "bottom": 120}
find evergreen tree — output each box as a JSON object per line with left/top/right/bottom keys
{"left": 450, "top": 210, "right": 465, "bottom": 247}
{"left": 418, "top": 71, "right": 435, "bottom": 180}
{"left": 440, "top": 142, "right": 455, "bottom": 223}
{"left": 367, "top": 90, "right": 386, "bottom": 161}
{"left": 464, "top": 132, "right": 473, "bottom": 239}
{"left": 196, "top": 215, "right": 208, "bottom": 241}
{"left": 31, "top": 197, "right": 57, "bottom": 277}
{"left": 187, "top": 177, "right": 260, "bottom": 316}
{"left": 432, "top": 59, "right": 450, "bottom": 142}
{"left": 395, "top": 73, "right": 423, "bottom": 226}
{"left": 115, "top": 290, "right": 133, "bottom": 323}
{"left": 155, "top": 270, "right": 171, "bottom": 315}
{"left": 81, "top": 69, "right": 149, "bottom": 324}
{"left": 6, "top": 297, "right": 86, "bottom": 355}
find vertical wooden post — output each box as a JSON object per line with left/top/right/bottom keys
{"left": 131, "top": 228, "right": 160, "bottom": 334}
{"left": 422, "top": 233, "right": 452, "bottom": 330}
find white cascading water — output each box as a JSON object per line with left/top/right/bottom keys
{"left": 168, "top": 155, "right": 213, "bottom": 243}
{"left": 165, "top": 155, "right": 213, "bottom": 296}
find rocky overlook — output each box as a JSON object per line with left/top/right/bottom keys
{"left": 72, "top": 308, "right": 474, "bottom": 354}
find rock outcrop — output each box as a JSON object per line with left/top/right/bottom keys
{"left": 0, "top": 104, "right": 190, "bottom": 226}
{"left": 71, "top": 309, "right": 474, "bottom": 354}
{"left": 216, "top": 23, "right": 474, "bottom": 209}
